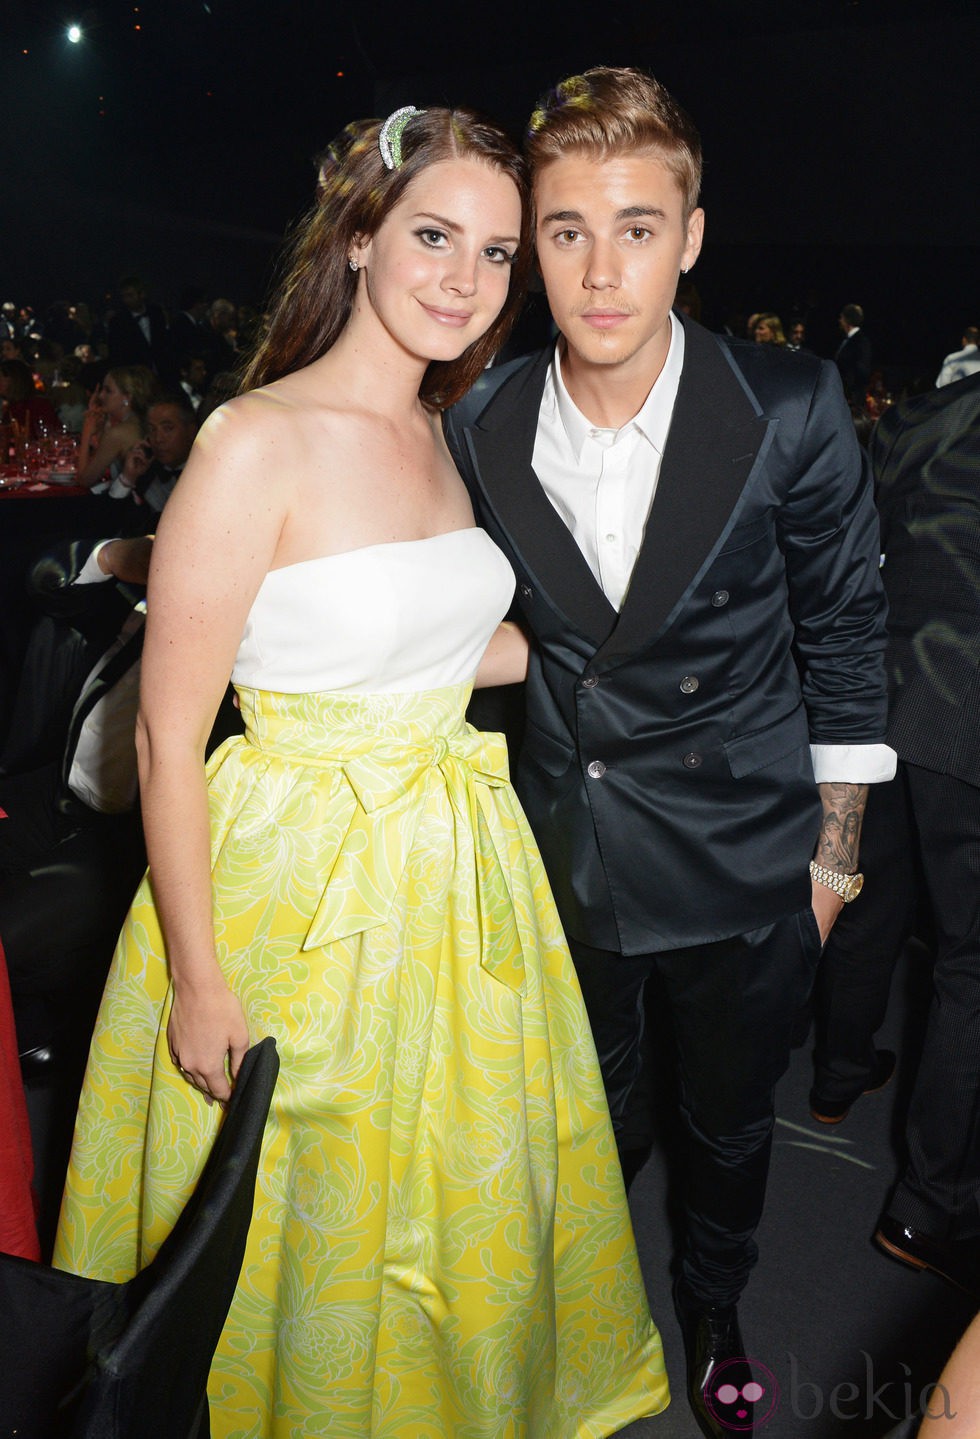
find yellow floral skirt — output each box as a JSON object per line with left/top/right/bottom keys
{"left": 55, "top": 685, "right": 668, "bottom": 1438}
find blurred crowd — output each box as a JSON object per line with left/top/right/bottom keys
{"left": 3, "top": 277, "right": 977, "bottom": 472}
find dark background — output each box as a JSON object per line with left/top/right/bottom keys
{"left": 5, "top": 0, "right": 979, "bottom": 382}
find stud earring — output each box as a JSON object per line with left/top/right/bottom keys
{"left": 348, "top": 259, "right": 359, "bottom": 273}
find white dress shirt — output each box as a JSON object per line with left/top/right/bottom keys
{"left": 533, "top": 312, "right": 684, "bottom": 613}
{"left": 531, "top": 312, "right": 895, "bottom": 785}
{"left": 936, "top": 343, "right": 980, "bottom": 389}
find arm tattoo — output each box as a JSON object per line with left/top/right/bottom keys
{"left": 816, "top": 782, "right": 868, "bottom": 871}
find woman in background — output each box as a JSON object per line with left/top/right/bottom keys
{"left": 75, "top": 364, "right": 158, "bottom": 486}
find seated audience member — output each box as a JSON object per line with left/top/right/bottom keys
{"left": 168, "top": 285, "right": 210, "bottom": 359}
{"left": 106, "top": 391, "right": 198, "bottom": 528}
{"left": 75, "top": 364, "right": 159, "bottom": 487}
{"left": 0, "top": 537, "right": 152, "bottom": 870}
{"left": 200, "top": 296, "right": 238, "bottom": 382}
{"left": 50, "top": 354, "right": 88, "bottom": 432}
{"left": 0, "top": 532, "right": 242, "bottom": 1080}
{"left": 786, "top": 319, "right": 810, "bottom": 353}
{"left": 195, "top": 368, "right": 239, "bottom": 424}
{"left": 753, "top": 312, "right": 787, "bottom": 345}
{"left": 810, "top": 371, "right": 980, "bottom": 1300}
{"left": 936, "top": 325, "right": 980, "bottom": 388}
{"left": 0, "top": 359, "right": 60, "bottom": 437}
{"left": 177, "top": 351, "right": 208, "bottom": 411}
{"left": 106, "top": 273, "right": 172, "bottom": 377}
{"left": 1, "top": 335, "right": 27, "bottom": 362}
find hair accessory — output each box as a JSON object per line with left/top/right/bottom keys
{"left": 379, "top": 105, "right": 424, "bottom": 171}
{"left": 348, "top": 259, "right": 359, "bottom": 272}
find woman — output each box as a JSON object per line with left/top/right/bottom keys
{"left": 0, "top": 358, "right": 60, "bottom": 438}
{"left": 55, "top": 108, "right": 668, "bottom": 1437}
{"left": 753, "top": 311, "right": 787, "bottom": 346}
{"left": 75, "top": 364, "right": 158, "bottom": 486}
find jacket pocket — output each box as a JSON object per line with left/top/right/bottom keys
{"left": 723, "top": 704, "right": 810, "bottom": 779}
{"left": 522, "top": 716, "right": 575, "bottom": 778}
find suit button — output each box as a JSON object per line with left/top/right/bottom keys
{"left": 587, "top": 760, "right": 606, "bottom": 779}
{"left": 581, "top": 674, "right": 598, "bottom": 689}
{"left": 682, "top": 752, "right": 702, "bottom": 769}
{"left": 679, "top": 675, "right": 700, "bottom": 694}
{"left": 711, "top": 590, "right": 730, "bottom": 607}
{"left": 519, "top": 583, "right": 533, "bottom": 600}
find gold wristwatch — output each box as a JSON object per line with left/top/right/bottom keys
{"left": 809, "top": 860, "right": 864, "bottom": 902}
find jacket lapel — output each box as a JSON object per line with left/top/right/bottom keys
{"left": 598, "top": 318, "right": 773, "bottom": 664}
{"left": 464, "top": 347, "right": 617, "bottom": 647}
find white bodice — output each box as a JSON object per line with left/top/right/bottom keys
{"left": 231, "top": 527, "right": 515, "bottom": 694}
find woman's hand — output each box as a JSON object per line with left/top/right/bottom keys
{"left": 167, "top": 977, "right": 250, "bottom": 1105}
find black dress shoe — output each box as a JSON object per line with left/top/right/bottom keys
{"left": 18, "top": 1041, "right": 59, "bottom": 1083}
{"left": 809, "top": 1048, "right": 895, "bottom": 1125}
{"left": 875, "top": 1215, "right": 980, "bottom": 1298}
{"left": 675, "top": 1282, "right": 754, "bottom": 1438}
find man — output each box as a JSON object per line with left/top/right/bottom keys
{"left": 0, "top": 535, "right": 152, "bottom": 1078}
{"left": 446, "top": 66, "right": 893, "bottom": 1438}
{"left": 834, "top": 302, "right": 873, "bottom": 407}
{"left": 810, "top": 371, "right": 980, "bottom": 1299}
{"left": 108, "top": 391, "right": 198, "bottom": 529}
{"left": 936, "top": 325, "right": 980, "bottom": 387}
{"left": 168, "top": 284, "right": 210, "bottom": 361}
{"left": 199, "top": 296, "right": 238, "bottom": 385}
{"left": 106, "top": 273, "right": 172, "bottom": 377}
{"left": 785, "top": 319, "right": 810, "bottom": 353}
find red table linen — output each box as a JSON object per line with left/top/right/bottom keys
{"left": 0, "top": 939, "right": 40, "bottom": 1260}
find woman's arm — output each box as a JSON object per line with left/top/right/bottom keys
{"left": 137, "top": 398, "right": 287, "bottom": 1102}
{"left": 76, "top": 415, "right": 142, "bottom": 487}
{"left": 474, "top": 620, "right": 529, "bottom": 688}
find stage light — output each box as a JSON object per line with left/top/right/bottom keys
{"left": 67, "top": 24, "right": 83, "bottom": 43}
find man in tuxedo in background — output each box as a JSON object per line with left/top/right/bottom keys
{"left": 109, "top": 392, "right": 198, "bottom": 529}
{"left": 811, "top": 371, "right": 980, "bottom": 1299}
{"left": 447, "top": 66, "right": 893, "bottom": 1437}
{"left": 106, "top": 273, "right": 172, "bottom": 378}
{"left": 168, "top": 284, "right": 210, "bottom": 361}
{"left": 834, "top": 301, "right": 873, "bottom": 407}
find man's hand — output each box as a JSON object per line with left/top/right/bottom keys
{"left": 96, "top": 535, "right": 154, "bottom": 585}
{"left": 119, "top": 438, "right": 152, "bottom": 489}
{"left": 811, "top": 876, "right": 844, "bottom": 945}
{"left": 811, "top": 781, "right": 868, "bottom": 944}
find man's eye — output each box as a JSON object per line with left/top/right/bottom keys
{"left": 627, "top": 226, "right": 650, "bottom": 240}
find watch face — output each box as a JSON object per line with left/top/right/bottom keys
{"left": 844, "top": 873, "right": 864, "bottom": 901}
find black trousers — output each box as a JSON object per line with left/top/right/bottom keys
{"left": 814, "top": 763, "right": 980, "bottom": 1241}
{"left": 569, "top": 907, "right": 822, "bottom": 1307}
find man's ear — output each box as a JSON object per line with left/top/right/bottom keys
{"left": 682, "top": 208, "right": 705, "bottom": 273}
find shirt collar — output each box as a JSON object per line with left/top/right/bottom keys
{"left": 547, "top": 310, "right": 685, "bottom": 462}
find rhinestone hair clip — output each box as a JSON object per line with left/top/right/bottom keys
{"left": 378, "top": 105, "right": 425, "bottom": 170}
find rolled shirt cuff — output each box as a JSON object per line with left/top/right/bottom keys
{"left": 810, "top": 742, "right": 897, "bottom": 784}
{"left": 75, "top": 541, "right": 114, "bottom": 585}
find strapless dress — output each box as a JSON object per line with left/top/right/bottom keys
{"left": 55, "top": 529, "right": 668, "bottom": 1437}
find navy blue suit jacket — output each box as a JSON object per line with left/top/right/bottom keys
{"left": 445, "top": 315, "right": 889, "bottom": 954}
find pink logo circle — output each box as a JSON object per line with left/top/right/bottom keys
{"left": 705, "top": 1356, "right": 780, "bottom": 1430}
